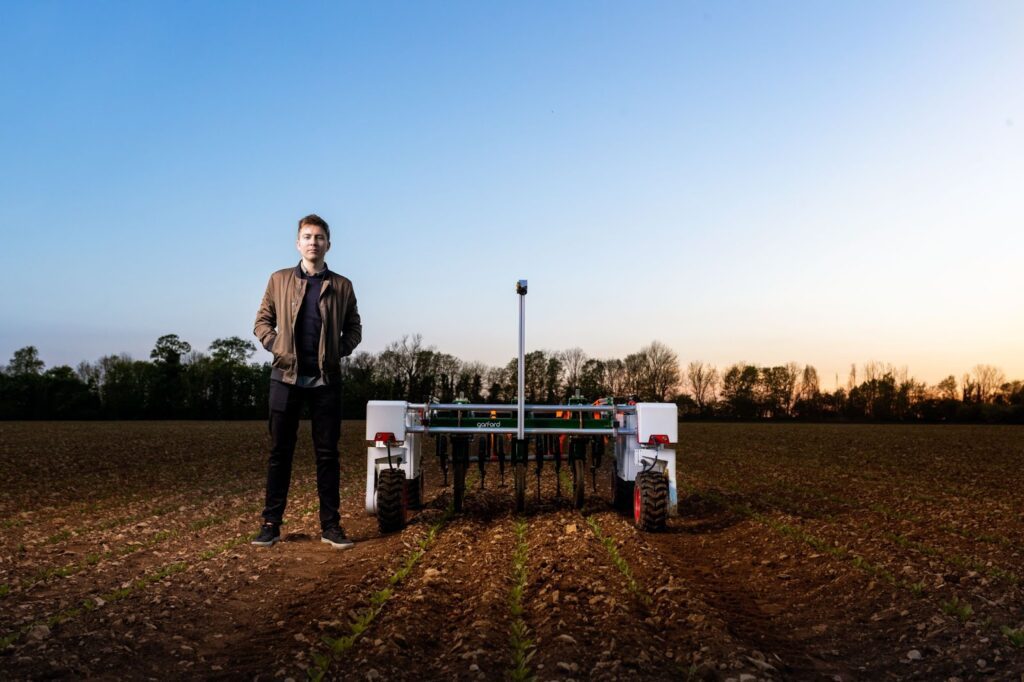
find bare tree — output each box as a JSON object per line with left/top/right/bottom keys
{"left": 641, "top": 341, "right": 680, "bottom": 402}
{"left": 483, "top": 365, "right": 511, "bottom": 402}
{"left": 961, "top": 373, "right": 978, "bottom": 402}
{"left": 863, "top": 361, "right": 884, "bottom": 384}
{"left": 685, "top": 361, "right": 718, "bottom": 410}
{"left": 435, "top": 353, "right": 462, "bottom": 401}
{"left": 603, "top": 359, "right": 627, "bottom": 396}
{"left": 760, "top": 365, "right": 797, "bottom": 417}
{"left": 458, "top": 361, "right": 489, "bottom": 401}
{"left": 623, "top": 352, "right": 647, "bottom": 398}
{"left": 579, "top": 359, "right": 607, "bottom": 398}
{"left": 784, "top": 362, "right": 800, "bottom": 414}
{"left": 971, "top": 364, "right": 1006, "bottom": 403}
{"left": 559, "top": 347, "right": 587, "bottom": 395}
{"left": 934, "top": 375, "right": 958, "bottom": 401}
{"left": 378, "top": 333, "right": 434, "bottom": 396}
{"left": 798, "top": 364, "right": 820, "bottom": 401}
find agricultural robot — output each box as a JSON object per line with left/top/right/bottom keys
{"left": 364, "top": 281, "right": 678, "bottom": 533}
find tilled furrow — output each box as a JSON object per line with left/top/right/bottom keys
{"left": 583, "top": 494, "right": 778, "bottom": 681}
{"left": 334, "top": 491, "right": 518, "bottom": 681}
{"left": 672, "top": 480, "right": 1024, "bottom": 678}
{"left": 187, "top": 468, "right": 460, "bottom": 679}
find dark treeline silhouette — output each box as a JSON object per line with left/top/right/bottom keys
{"left": 1, "top": 335, "right": 1022, "bottom": 423}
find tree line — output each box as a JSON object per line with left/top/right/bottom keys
{"left": 1, "top": 334, "right": 1022, "bottom": 423}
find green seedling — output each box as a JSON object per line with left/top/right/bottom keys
{"left": 1001, "top": 626, "right": 1024, "bottom": 648}
{"left": 941, "top": 596, "right": 973, "bottom": 621}
{"left": 308, "top": 475, "right": 473, "bottom": 682}
{"left": 507, "top": 518, "right": 535, "bottom": 682}
{"left": 45, "top": 530, "right": 72, "bottom": 544}
{"left": 586, "top": 516, "right": 651, "bottom": 606}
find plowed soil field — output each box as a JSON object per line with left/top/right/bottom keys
{"left": 1, "top": 422, "right": 1022, "bottom": 681}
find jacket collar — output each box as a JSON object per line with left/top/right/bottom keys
{"left": 294, "top": 261, "right": 330, "bottom": 280}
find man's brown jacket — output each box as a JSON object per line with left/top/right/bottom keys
{"left": 253, "top": 264, "right": 362, "bottom": 385}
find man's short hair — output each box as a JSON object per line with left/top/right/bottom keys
{"left": 298, "top": 214, "right": 330, "bottom": 241}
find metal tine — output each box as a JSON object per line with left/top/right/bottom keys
{"left": 435, "top": 434, "right": 449, "bottom": 487}
{"left": 534, "top": 434, "right": 546, "bottom": 500}
{"left": 496, "top": 435, "right": 506, "bottom": 486}
{"left": 590, "top": 436, "right": 604, "bottom": 492}
{"left": 552, "top": 435, "right": 562, "bottom": 498}
{"left": 477, "top": 435, "right": 488, "bottom": 489}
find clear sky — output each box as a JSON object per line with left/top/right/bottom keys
{"left": 1, "top": 1, "right": 1021, "bottom": 387}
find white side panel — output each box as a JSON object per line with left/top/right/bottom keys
{"left": 636, "top": 403, "right": 678, "bottom": 444}
{"left": 365, "top": 446, "right": 407, "bottom": 514}
{"left": 365, "top": 447, "right": 378, "bottom": 513}
{"left": 405, "top": 433, "right": 421, "bottom": 478}
{"left": 366, "top": 401, "right": 408, "bottom": 442}
{"left": 614, "top": 439, "right": 679, "bottom": 517}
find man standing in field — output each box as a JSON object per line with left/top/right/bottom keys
{"left": 251, "top": 214, "right": 362, "bottom": 549}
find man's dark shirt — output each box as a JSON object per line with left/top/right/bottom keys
{"left": 296, "top": 264, "right": 326, "bottom": 378}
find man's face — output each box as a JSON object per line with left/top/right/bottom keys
{"left": 296, "top": 224, "right": 330, "bottom": 262}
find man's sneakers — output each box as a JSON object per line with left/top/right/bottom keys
{"left": 251, "top": 522, "right": 281, "bottom": 547}
{"left": 252, "top": 522, "right": 354, "bottom": 550}
{"left": 321, "top": 526, "right": 354, "bottom": 550}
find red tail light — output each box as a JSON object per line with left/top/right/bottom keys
{"left": 648, "top": 434, "right": 670, "bottom": 445}
{"left": 375, "top": 432, "right": 396, "bottom": 443}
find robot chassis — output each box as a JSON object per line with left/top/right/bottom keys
{"left": 364, "top": 281, "right": 679, "bottom": 533}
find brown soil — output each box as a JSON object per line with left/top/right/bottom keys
{"left": 1, "top": 421, "right": 1022, "bottom": 681}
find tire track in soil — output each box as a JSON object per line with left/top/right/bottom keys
{"left": 520, "top": 505, "right": 681, "bottom": 681}
{"left": 619, "top": 487, "right": 1024, "bottom": 681}
{"left": 685, "top": 480, "right": 1024, "bottom": 675}
{"left": 598, "top": 502, "right": 877, "bottom": 680}
{"left": 521, "top": 464, "right": 727, "bottom": 680}
{"left": 575, "top": 462, "right": 848, "bottom": 679}
{"left": 336, "top": 489, "right": 519, "bottom": 681}
{"left": 682, "top": 467, "right": 1024, "bottom": 608}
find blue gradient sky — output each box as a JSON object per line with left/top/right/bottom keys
{"left": 1, "top": 1, "right": 1021, "bottom": 386}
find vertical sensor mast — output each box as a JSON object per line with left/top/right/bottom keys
{"left": 516, "top": 279, "right": 527, "bottom": 440}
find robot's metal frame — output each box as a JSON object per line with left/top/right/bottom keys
{"left": 363, "top": 280, "right": 679, "bottom": 532}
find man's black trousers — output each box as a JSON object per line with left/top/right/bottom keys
{"left": 262, "top": 379, "right": 342, "bottom": 531}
